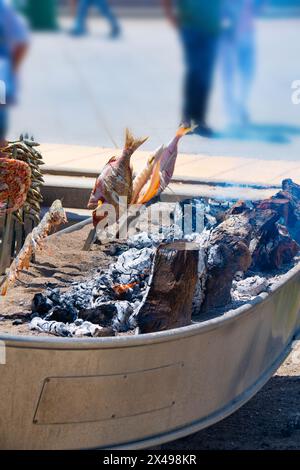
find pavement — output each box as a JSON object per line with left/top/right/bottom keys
{"left": 40, "top": 142, "right": 300, "bottom": 187}
{"left": 9, "top": 16, "right": 300, "bottom": 165}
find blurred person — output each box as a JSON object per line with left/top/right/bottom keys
{"left": 71, "top": 0, "right": 121, "bottom": 38}
{"left": 162, "top": 0, "right": 222, "bottom": 137}
{"left": 0, "top": 0, "right": 29, "bottom": 144}
{"left": 220, "top": 0, "right": 264, "bottom": 127}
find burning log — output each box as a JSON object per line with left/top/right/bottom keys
{"left": 200, "top": 214, "right": 252, "bottom": 313}
{"left": 136, "top": 241, "right": 199, "bottom": 333}
{"left": 251, "top": 222, "right": 299, "bottom": 271}
{"left": 200, "top": 185, "right": 300, "bottom": 313}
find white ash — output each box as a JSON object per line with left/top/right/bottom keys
{"left": 30, "top": 317, "right": 112, "bottom": 338}
{"left": 111, "top": 301, "right": 136, "bottom": 332}
{"left": 109, "top": 247, "right": 154, "bottom": 284}
{"left": 232, "top": 276, "right": 269, "bottom": 301}
{"left": 30, "top": 317, "right": 71, "bottom": 337}
{"left": 189, "top": 230, "right": 211, "bottom": 315}
{"left": 127, "top": 224, "right": 183, "bottom": 250}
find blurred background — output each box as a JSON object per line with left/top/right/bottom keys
{"left": 2, "top": 0, "right": 300, "bottom": 161}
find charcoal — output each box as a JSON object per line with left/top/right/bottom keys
{"left": 31, "top": 293, "right": 53, "bottom": 315}
{"left": 115, "top": 288, "right": 133, "bottom": 301}
{"left": 78, "top": 302, "right": 117, "bottom": 325}
{"left": 45, "top": 305, "right": 77, "bottom": 323}
{"left": 46, "top": 288, "right": 61, "bottom": 306}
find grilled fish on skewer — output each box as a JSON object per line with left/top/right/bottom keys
{"left": 88, "top": 128, "right": 148, "bottom": 213}
{"left": 137, "top": 125, "right": 195, "bottom": 204}
{"left": 1, "top": 136, "right": 44, "bottom": 222}
{"left": 88, "top": 128, "right": 148, "bottom": 227}
{"left": 0, "top": 158, "right": 31, "bottom": 215}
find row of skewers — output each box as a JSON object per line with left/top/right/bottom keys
{"left": 0, "top": 135, "right": 44, "bottom": 222}
{"left": 0, "top": 136, "right": 50, "bottom": 296}
{"left": 87, "top": 125, "right": 194, "bottom": 230}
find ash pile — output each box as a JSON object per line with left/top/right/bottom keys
{"left": 30, "top": 178, "right": 300, "bottom": 338}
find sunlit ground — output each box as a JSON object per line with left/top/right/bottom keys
{"left": 9, "top": 16, "right": 300, "bottom": 161}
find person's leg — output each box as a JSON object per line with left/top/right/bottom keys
{"left": 194, "top": 34, "right": 218, "bottom": 128}
{"left": 181, "top": 29, "right": 218, "bottom": 131}
{"left": 72, "top": 0, "right": 91, "bottom": 35}
{"left": 0, "top": 105, "right": 8, "bottom": 144}
{"left": 180, "top": 28, "right": 201, "bottom": 126}
{"left": 237, "top": 33, "right": 255, "bottom": 123}
{"left": 94, "top": 0, "right": 121, "bottom": 37}
{"left": 220, "top": 33, "right": 239, "bottom": 126}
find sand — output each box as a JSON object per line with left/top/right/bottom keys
{"left": 0, "top": 224, "right": 116, "bottom": 336}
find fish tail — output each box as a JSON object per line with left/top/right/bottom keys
{"left": 124, "top": 128, "right": 148, "bottom": 155}
{"left": 176, "top": 123, "right": 197, "bottom": 138}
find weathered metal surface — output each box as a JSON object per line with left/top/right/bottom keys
{"left": 0, "top": 228, "right": 299, "bottom": 449}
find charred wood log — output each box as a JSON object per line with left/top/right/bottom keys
{"left": 200, "top": 214, "right": 252, "bottom": 313}
{"left": 251, "top": 222, "right": 299, "bottom": 271}
{"left": 200, "top": 195, "right": 299, "bottom": 313}
{"left": 136, "top": 241, "right": 199, "bottom": 334}
{"left": 282, "top": 178, "right": 300, "bottom": 199}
